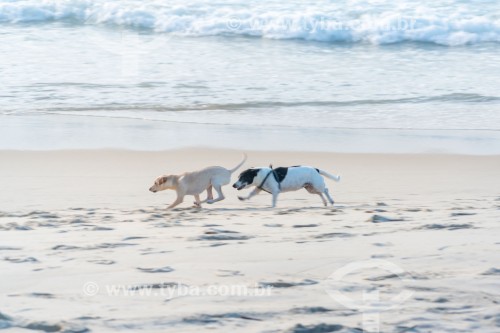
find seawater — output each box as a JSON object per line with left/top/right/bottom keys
{"left": 1, "top": 0, "right": 499, "bottom": 152}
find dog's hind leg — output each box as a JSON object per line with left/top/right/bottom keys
{"left": 199, "top": 185, "right": 214, "bottom": 204}
{"left": 206, "top": 185, "right": 225, "bottom": 204}
{"left": 318, "top": 193, "right": 327, "bottom": 206}
{"left": 324, "top": 188, "right": 334, "bottom": 205}
{"left": 305, "top": 183, "right": 328, "bottom": 206}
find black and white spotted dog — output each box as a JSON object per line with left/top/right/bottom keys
{"left": 233, "top": 166, "right": 340, "bottom": 207}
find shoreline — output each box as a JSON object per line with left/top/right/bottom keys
{"left": 2, "top": 114, "right": 500, "bottom": 154}
{"left": 3, "top": 147, "right": 500, "bottom": 155}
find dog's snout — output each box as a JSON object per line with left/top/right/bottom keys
{"left": 232, "top": 183, "right": 237, "bottom": 188}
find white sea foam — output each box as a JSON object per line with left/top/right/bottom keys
{"left": 1, "top": 0, "right": 499, "bottom": 46}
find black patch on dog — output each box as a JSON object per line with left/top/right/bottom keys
{"left": 273, "top": 167, "right": 288, "bottom": 183}
{"left": 238, "top": 168, "right": 260, "bottom": 184}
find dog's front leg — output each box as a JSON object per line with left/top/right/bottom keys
{"left": 238, "top": 188, "right": 261, "bottom": 201}
{"left": 271, "top": 191, "right": 280, "bottom": 208}
{"left": 167, "top": 195, "right": 184, "bottom": 209}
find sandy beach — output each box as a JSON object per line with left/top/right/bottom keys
{"left": 1, "top": 149, "right": 499, "bottom": 332}
{"left": 2, "top": 0, "right": 500, "bottom": 331}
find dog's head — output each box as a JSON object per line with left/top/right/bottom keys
{"left": 233, "top": 168, "right": 260, "bottom": 190}
{"left": 149, "top": 175, "right": 175, "bottom": 193}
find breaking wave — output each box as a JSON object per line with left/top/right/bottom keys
{"left": 1, "top": 0, "right": 500, "bottom": 46}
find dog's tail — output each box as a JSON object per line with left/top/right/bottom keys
{"left": 318, "top": 169, "right": 341, "bottom": 182}
{"left": 229, "top": 153, "right": 247, "bottom": 173}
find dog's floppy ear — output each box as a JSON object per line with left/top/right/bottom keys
{"left": 158, "top": 176, "right": 169, "bottom": 185}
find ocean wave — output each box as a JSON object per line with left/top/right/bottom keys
{"left": 33, "top": 93, "right": 499, "bottom": 114}
{"left": 1, "top": 0, "right": 500, "bottom": 46}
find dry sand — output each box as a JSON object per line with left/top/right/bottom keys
{"left": 0, "top": 149, "right": 499, "bottom": 332}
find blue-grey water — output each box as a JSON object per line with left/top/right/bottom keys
{"left": 1, "top": 0, "right": 499, "bottom": 152}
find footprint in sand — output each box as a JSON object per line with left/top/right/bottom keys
{"left": 264, "top": 223, "right": 283, "bottom": 227}
{"left": 88, "top": 259, "right": 116, "bottom": 265}
{"left": 259, "top": 279, "right": 318, "bottom": 288}
{"left": 286, "top": 323, "right": 347, "bottom": 333}
{"left": 0, "top": 312, "right": 88, "bottom": 333}
{"left": 481, "top": 268, "right": 500, "bottom": 276}
{"left": 417, "top": 223, "right": 475, "bottom": 231}
{"left": 197, "top": 228, "right": 252, "bottom": 241}
{"left": 427, "top": 305, "right": 475, "bottom": 314}
{"left": 450, "top": 212, "right": 476, "bottom": 217}
{"left": 52, "top": 243, "right": 136, "bottom": 251}
{"left": 314, "top": 232, "right": 354, "bottom": 239}
{"left": 90, "top": 226, "right": 114, "bottom": 231}
{"left": 209, "top": 243, "right": 228, "bottom": 247}
{"left": 217, "top": 269, "right": 243, "bottom": 277}
{"left": 289, "top": 306, "right": 333, "bottom": 314}
{"left": 198, "top": 234, "right": 251, "bottom": 241}
{"left": 140, "top": 250, "right": 173, "bottom": 255}
{"left": 28, "top": 211, "right": 59, "bottom": 219}
{"left": 370, "top": 215, "right": 405, "bottom": 223}
{"left": 1, "top": 224, "right": 33, "bottom": 231}
{"left": 0, "top": 246, "right": 22, "bottom": 251}
{"left": 137, "top": 266, "right": 174, "bottom": 273}
{"left": 433, "top": 297, "right": 450, "bottom": 303}
{"left": 25, "top": 293, "right": 55, "bottom": 299}
{"left": 204, "top": 228, "right": 238, "bottom": 234}
{"left": 373, "top": 242, "right": 393, "bottom": 247}
{"left": 122, "top": 236, "right": 148, "bottom": 241}
{"left": 3, "top": 256, "right": 38, "bottom": 263}
{"left": 366, "top": 271, "right": 417, "bottom": 281}
{"left": 371, "top": 254, "right": 394, "bottom": 258}
{"left": 129, "top": 282, "right": 182, "bottom": 290}
{"left": 182, "top": 313, "right": 262, "bottom": 324}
